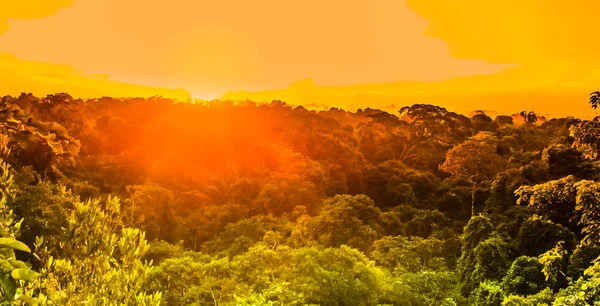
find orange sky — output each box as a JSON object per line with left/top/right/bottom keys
{"left": 1, "top": 0, "right": 599, "bottom": 117}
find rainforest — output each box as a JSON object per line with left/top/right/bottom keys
{"left": 0, "top": 92, "right": 599, "bottom": 305}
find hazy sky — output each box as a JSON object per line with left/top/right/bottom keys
{"left": 1, "top": 0, "right": 600, "bottom": 116}
{"left": 0, "top": 0, "right": 510, "bottom": 98}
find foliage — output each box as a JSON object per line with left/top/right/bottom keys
{"left": 439, "top": 140, "right": 507, "bottom": 182}
{"left": 538, "top": 241, "right": 567, "bottom": 284}
{"left": 27, "top": 197, "right": 161, "bottom": 305}
{"left": 306, "top": 195, "right": 384, "bottom": 252}
{"left": 0, "top": 93, "right": 598, "bottom": 305}
{"left": 457, "top": 215, "right": 494, "bottom": 296}
{"left": 470, "top": 281, "right": 504, "bottom": 306}
{"left": 501, "top": 288, "right": 554, "bottom": 306}
{"left": 0, "top": 133, "right": 39, "bottom": 304}
{"left": 502, "top": 256, "right": 547, "bottom": 296}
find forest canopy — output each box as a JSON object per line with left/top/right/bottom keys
{"left": 0, "top": 92, "right": 598, "bottom": 305}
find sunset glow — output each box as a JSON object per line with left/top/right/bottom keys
{"left": 1, "top": 0, "right": 599, "bottom": 116}
{"left": 4, "top": 2, "right": 600, "bottom": 304}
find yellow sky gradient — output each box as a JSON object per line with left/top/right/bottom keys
{"left": 1, "top": 0, "right": 599, "bottom": 117}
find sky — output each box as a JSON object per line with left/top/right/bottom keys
{"left": 1, "top": 0, "right": 599, "bottom": 117}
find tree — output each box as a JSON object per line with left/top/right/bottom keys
{"left": 9, "top": 167, "right": 78, "bottom": 261}
{"left": 516, "top": 216, "right": 575, "bottom": 257}
{"left": 0, "top": 99, "right": 81, "bottom": 178}
{"left": 495, "top": 115, "right": 514, "bottom": 126}
{"left": 389, "top": 269, "right": 464, "bottom": 305}
{"left": 144, "top": 254, "right": 237, "bottom": 306}
{"left": 124, "top": 184, "right": 178, "bottom": 243}
{"left": 371, "top": 235, "right": 447, "bottom": 272}
{"left": 29, "top": 197, "right": 162, "bottom": 305}
{"left": 538, "top": 241, "right": 567, "bottom": 285}
{"left": 472, "top": 236, "right": 514, "bottom": 287}
{"left": 457, "top": 215, "right": 494, "bottom": 296}
{"left": 307, "top": 195, "right": 384, "bottom": 252}
{"left": 502, "top": 256, "right": 547, "bottom": 296}
{"left": 284, "top": 245, "right": 390, "bottom": 305}
{"left": 253, "top": 179, "right": 321, "bottom": 216}
{"left": 568, "top": 242, "right": 600, "bottom": 279}
{"left": 519, "top": 111, "right": 538, "bottom": 125}
{"left": 471, "top": 111, "right": 497, "bottom": 133}
{"left": 570, "top": 117, "right": 600, "bottom": 159}
{"left": 589, "top": 90, "right": 600, "bottom": 109}
{"left": 516, "top": 177, "right": 600, "bottom": 243}
{"left": 501, "top": 288, "right": 554, "bottom": 306}
{"left": 471, "top": 281, "right": 504, "bottom": 306}
{"left": 514, "top": 176, "right": 579, "bottom": 230}
{"left": 542, "top": 144, "right": 596, "bottom": 180}
{"left": 440, "top": 140, "right": 508, "bottom": 216}
{"left": 553, "top": 255, "right": 600, "bottom": 305}
{"left": 399, "top": 104, "right": 472, "bottom": 146}
{"left": 0, "top": 133, "right": 39, "bottom": 305}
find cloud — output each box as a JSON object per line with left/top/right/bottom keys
{"left": 0, "top": 52, "right": 191, "bottom": 99}
{"left": 222, "top": 1, "right": 600, "bottom": 118}
{"left": 0, "top": 0, "right": 509, "bottom": 97}
{"left": 0, "top": 0, "right": 191, "bottom": 99}
{"left": 2, "top": 0, "right": 597, "bottom": 113}
{"left": 405, "top": 0, "right": 600, "bottom": 66}
{"left": 0, "top": 0, "right": 73, "bottom": 33}
{"left": 221, "top": 76, "right": 595, "bottom": 119}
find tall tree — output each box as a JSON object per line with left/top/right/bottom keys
{"left": 440, "top": 140, "right": 507, "bottom": 216}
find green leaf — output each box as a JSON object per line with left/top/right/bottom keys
{"left": 0, "top": 238, "right": 31, "bottom": 253}
{"left": 0, "top": 274, "right": 17, "bottom": 301}
{"left": 34, "top": 236, "right": 43, "bottom": 249}
{"left": 16, "top": 293, "right": 39, "bottom": 306}
{"left": 0, "top": 259, "right": 13, "bottom": 270}
{"left": 11, "top": 268, "right": 40, "bottom": 281}
{"left": 8, "top": 259, "right": 29, "bottom": 269}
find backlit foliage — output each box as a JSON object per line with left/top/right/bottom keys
{"left": 0, "top": 92, "right": 597, "bottom": 305}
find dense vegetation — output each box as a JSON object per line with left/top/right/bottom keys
{"left": 0, "top": 92, "right": 599, "bottom": 305}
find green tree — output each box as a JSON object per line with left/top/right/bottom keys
{"left": 389, "top": 270, "right": 464, "bottom": 306}
{"left": 440, "top": 140, "right": 507, "bottom": 216}
{"left": 516, "top": 215, "right": 575, "bottom": 257}
{"left": 29, "top": 197, "right": 162, "bottom": 305}
{"left": 516, "top": 177, "right": 600, "bottom": 243}
{"left": 502, "top": 256, "right": 547, "bottom": 296}
{"left": 144, "top": 254, "right": 237, "bottom": 306}
{"left": 538, "top": 241, "right": 567, "bottom": 285}
{"left": 284, "top": 245, "right": 390, "bottom": 306}
{"left": 501, "top": 288, "right": 554, "bottom": 306}
{"left": 307, "top": 195, "right": 383, "bottom": 252}
{"left": 470, "top": 281, "right": 504, "bottom": 306}
{"left": 371, "top": 235, "right": 446, "bottom": 272}
{"left": 457, "top": 215, "right": 494, "bottom": 296}
{"left": 570, "top": 117, "right": 600, "bottom": 159}
{"left": 0, "top": 133, "right": 39, "bottom": 305}
{"left": 553, "top": 256, "right": 600, "bottom": 305}
{"left": 471, "top": 236, "right": 513, "bottom": 287}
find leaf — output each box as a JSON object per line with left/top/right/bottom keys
{"left": 11, "top": 268, "right": 40, "bottom": 281}
{"left": 0, "top": 274, "right": 17, "bottom": 301}
{"left": 8, "top": 259, "right": 29, "bottom": 269}
{"left": 0, "top": 259, "right": 13, "bottom": 270}
{"left": 34, "top": 236, "right": 43, "bottom": 249}
{"left": 0, "top": 238, "right": 31, "bottom": 253}
{"left": 16, "top": 294, "right": 39, "bottom": 306}
{"left": 47, "top": 140, "right": 64, "bottom": 155}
